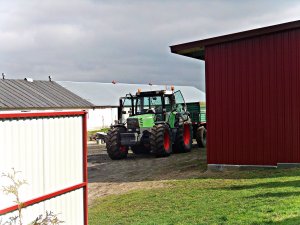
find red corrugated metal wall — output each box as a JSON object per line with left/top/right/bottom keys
{"left": 206, "top": 29, "right": 300, "bottom": 165}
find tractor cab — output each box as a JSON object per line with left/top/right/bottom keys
{"left": 118, "top": 89, "right": 186, "bottom": 125}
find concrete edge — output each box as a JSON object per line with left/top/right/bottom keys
{"left": 207, "top": 164, "right": 277, "bottom": 172}
{"left": 277, "top": 163, "right": 300, "bottom": 169}
{"left": 208, "top": 163, "right": 300, "bottom": 171}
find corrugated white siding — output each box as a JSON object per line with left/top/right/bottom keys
{"left": 1, "top": 189, "right": 84, "bottom": 224}
{"left": 0, "top": 115, "right": 84, "bottom": 224}
{"left": 43, "top": 117, "right": 83, "bottom": 193}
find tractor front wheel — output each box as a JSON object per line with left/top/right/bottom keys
{"left": 173, "top": 123, "right": 193, "bottom": 153}
{"left": 106, "top": 127, "right": 128, "bottom": 160}
{"left": 150, "top": 124, "right": 172, "bottom": 157}
{"left": 196, "top": 126, "right": 207, "bottom": 148}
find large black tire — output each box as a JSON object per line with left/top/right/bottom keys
{"left": 196, "top": 126, "right": 207, "bottom": 148}
{"left": 131, "top": 145, "right": 150, "bottom": 154}
{"left": 173, "top": 123, "right": 193, "bottom": 153}
{"left": 106, "top": 127, "right": 128, "bottom": 160}
{"left": 150, "top": 124, "right": 172, "bottom": 157}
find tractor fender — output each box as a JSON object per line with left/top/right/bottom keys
{"left": 154, "top": 121, "right": 172, "bottom": 129}
{"left": 155, "top": 121, "right": 168, "bottom": 126}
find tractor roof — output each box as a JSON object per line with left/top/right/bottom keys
{"left": 136, "top": 90, "right": 173, "bottom": 97}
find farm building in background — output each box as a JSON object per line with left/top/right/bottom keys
{"left": 58, "top": 81, "right": 206, "bottom": 131}
{"left": 0, "top": 79, "right": 93, "bottom": 113}
{"left": 171, "top": 20, "right": 300, "bottom": 169}
{"left": 0, "top": 79, "right": 93, "bottom": 224}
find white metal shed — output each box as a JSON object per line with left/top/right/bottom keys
{"left": 0, "top": 111, "right": 88, "bottom": 225}
{"left": 0, "top": 79, "right": 93, "bottom": 225}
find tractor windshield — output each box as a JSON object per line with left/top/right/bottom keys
{"left": 135, "top": 96, "right": 163, "bottom": 115}
{"left": 119, "top": 93, "right": 176, "bottom": 123}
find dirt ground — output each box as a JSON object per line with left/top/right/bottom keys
{"left": 88, "top": 141, "right": 207, "bottom": 205}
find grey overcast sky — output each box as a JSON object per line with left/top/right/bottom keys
{"left": 0, "top": 0, "right": 300, "bottom": 91}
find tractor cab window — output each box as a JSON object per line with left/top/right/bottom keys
{"left": 174, "top": 91, "right": 186, "bottom": 112}
{"left": 151, "top": 96, "right": 163, "bottom": 113}
{"left": 136, "top": 96, "right": 163, "bottom": 115}
{"left": 164, "top": 96, "right": 173, "bottom": 112}
{"left": 123, "top": 98, "right": 132, "bottom": 107}
{"left": 119, "top": 97, "right": 135, "bottom": 122}
{"left": 121, "top": 97, "right": 135, "bottom": 115}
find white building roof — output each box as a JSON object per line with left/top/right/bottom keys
{"left": 57, "top": 81, "right": 206, "bottom": 107}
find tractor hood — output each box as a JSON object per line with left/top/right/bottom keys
{"left": 130, "top": 114, "right": 155, "bottom": 128}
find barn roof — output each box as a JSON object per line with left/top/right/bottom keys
{"left": 0, "top": 79, "right": 94, "bottom": 110}
{"left": 170, "top": 20, "right": 300, "bottom": 60}
{"left": 57, "top": 81, "right": 205, "bottom": 108}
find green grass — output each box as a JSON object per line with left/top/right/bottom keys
{"left": 89, "top": 168, "right": 300, "bottom": 225}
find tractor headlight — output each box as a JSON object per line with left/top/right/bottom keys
{"left": 127, "top": 118, "right": 140, "bottom": 129}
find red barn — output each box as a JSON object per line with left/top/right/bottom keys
{"left": 171, "top": 20, "right": 300, "bottom": 169}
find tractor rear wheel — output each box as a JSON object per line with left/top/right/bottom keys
{"left": 196, "top": 126, "right": 207, "bottom": 148}
{"left": 131, "top": 145, "right": 150, "bottom": 154}
{"left": 106, "top": 127, "right": 128, "bottom": 160}
{"left": 150, "top": 124, "right": 172, "bottom": 157}
{"left": 173, "top": 123, "right": 193, "bottom": 153}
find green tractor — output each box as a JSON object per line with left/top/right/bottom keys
{"left": 106, "top": 89, "right": 193, "bottom": 159}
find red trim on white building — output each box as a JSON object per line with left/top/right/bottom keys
{"left": 0, "top": 111, "right": 86, "bottom": 119}
{"left": 0, "top": 111, "right": 88, "bottom": 224}
{"left": 82, "top": 112, "right": 88, "bottom": 225}
{"left": 0, "top": 182, "right": 86, "bottom": 215}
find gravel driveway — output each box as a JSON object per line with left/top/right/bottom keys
{"left": 88, "top": 141, "right": 206, "bottom": 205}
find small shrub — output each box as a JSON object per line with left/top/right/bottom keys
{"left": 1, "top": 169, "right": 64, "bottom": 225}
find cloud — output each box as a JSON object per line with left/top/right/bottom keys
{"left": 0, "top": 0, "right": 299, "bottom": 91}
